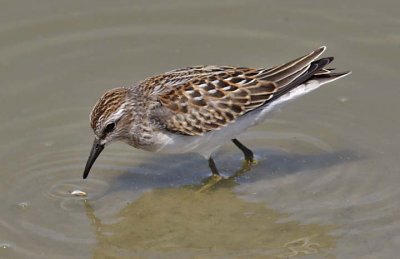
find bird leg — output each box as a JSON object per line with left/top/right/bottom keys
{"left": 208, "top": 157, "right": 220, "bottom": 176}
{"left": 232, "top": 138, "right": 254, "bottom": 163}
{"left": 196, "top": 157, "right": 223, "bottom": 192}
{"left": 198, "top": 154, "right": 255, "bottom": 192}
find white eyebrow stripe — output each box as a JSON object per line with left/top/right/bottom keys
{"left": 108, "top": 102, "right": 127, "bottom": 121}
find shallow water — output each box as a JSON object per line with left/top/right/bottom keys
{"left": 1, "top": 1, "right": 399, "bottom": 258}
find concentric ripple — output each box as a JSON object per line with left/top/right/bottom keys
{"left": 0, "top": 107, "right": 155, "bottom": 258}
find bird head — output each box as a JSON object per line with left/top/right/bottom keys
{"left": 83, "top": 87, "right": 132, "bottom": 179}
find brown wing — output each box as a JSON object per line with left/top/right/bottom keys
{"left": 147, "top": 46, "right": 328, "bottom": 135}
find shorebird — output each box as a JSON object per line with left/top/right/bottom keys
{"left": 83, "top": 46, "right": 350, "bottom": 179}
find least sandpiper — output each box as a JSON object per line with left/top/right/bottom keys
{"left": 83, "top": 46, "right": 350, "bottom": 179}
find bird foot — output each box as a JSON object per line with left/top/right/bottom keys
{"left": 197, "top": 174, "right": 224, "bottom": 193}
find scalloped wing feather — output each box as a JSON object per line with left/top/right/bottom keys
{"left": 144, "top": 46, "right": 334, "bottom": 136}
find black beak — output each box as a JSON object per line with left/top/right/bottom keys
{"left": 83, "top": 138, "right": 105, "bottom": 179}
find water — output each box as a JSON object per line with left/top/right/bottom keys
{"left": 0, "top": 1, "right": 399, "bottom": 258}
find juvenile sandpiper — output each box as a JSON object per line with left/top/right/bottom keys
{"left": 83, "top": 46, "right": 350, "bottom": 179}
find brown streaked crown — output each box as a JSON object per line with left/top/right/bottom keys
{"left": 90, "top": 87, "right": 130, "bottom": 130}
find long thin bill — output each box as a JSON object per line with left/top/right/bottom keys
{"left": 83, "top": 138, "right": 104, "bottom": 179}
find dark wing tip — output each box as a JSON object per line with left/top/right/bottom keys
{"left": 316, "top": 56, "right": 334, "bottom": 67}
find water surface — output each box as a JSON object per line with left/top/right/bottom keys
{"left": 0, "top": 1, "right": 399, "bottom": 258}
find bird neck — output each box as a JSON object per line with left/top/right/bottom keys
{"left": 125, "top": 87, "right": 156, "bottom": 148}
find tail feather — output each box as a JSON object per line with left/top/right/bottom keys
{"left": 269, "top": 56, "right": 335, "bottom": 102}
{"left": 311, "top": 70, "right": 352, "bottom": 85}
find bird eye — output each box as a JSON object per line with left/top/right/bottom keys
{"left": 104, "top": 122, "right": 116, "bottom": 134}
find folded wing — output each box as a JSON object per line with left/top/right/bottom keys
{"left": 145, "top": 46, "right": 348, "bottom": 135}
